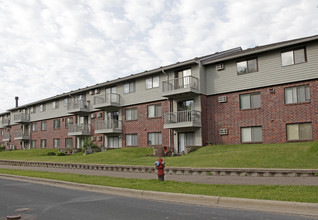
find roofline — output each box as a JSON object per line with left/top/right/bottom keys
{"left": 202, "top": 34, "right": 318, "bottom": 65}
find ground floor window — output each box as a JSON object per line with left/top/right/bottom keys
{"left": 108, "top": 136, "right": 120, "bottom": 148}
{"left": 65, "top": 138, "right": 73, "bottom": 148}
{"left": 148, "top": 132, "right": 162, "bottom": 145}
{"left": 287, "top": 123, "right": 312, "bottom": 141}
{"left": 41, "top": 139, "right": 46, "bottom": 148}
{"left": 53, "top": 138, "right": 60, "bottom": 148}
{"left": 31, "top": 140, "right": 37, "bottom": 148}
{"left": 241, "top": 126, "right": 262, "bottom": 143}
{"left": 126, "top": 134, "right": 137, "bottom": 146}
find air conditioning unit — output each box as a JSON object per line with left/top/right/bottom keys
{"left": 89, "top": 90, "right": 95, "bottom": 95}
{"left": 95, "top": 89, "right": 100, "bottom": 94}
{"left": 219, "top": 128, "right": 228, "bottom": 135}
{"left": 97, "top": 113, "right": 102, "bottom": 118}
{"left": 269, "top": 88, "right": 276, "bottom": 94}
{"left": 216, "top": 63, "right": 225, "bottom": 71}
{"left": 97, "top": 136, "right": 102, "bottom": 141}
{"left": 91, "top": 113, "right": 96, "bottom": 119}
{"left": 218, "top": 96, "right": 227, "bottom": 103}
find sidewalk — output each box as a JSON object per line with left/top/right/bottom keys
{"left": 1, "top": 164, "right": 317, "bottom": 186}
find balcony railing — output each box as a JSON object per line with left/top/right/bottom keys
{"left": 68, "top": 124, "right": 91, "bottom": 136}
{"left": 2, "top": 133, "right": 11, "bottom": 141}
{"left": 93, "top": 94, "right": 121, "bottom": 109}
{"left": 95, "top": 120, "right": 122, "bottom": 134}
{"left": 162, "top": 76, "right": 199, "bottom": 97}
{"left": 14, "top": 131, "right": 30, "bottom": 140}
{"left": 13, "top": 113, "right": 30, "bottom": 123}
{"left": 67, "top": 101, "right": 90, "bottom": 115}
{"left": 164, "top": 110, "right": 201, "bottom": 129}
{"left": 0, "top": 118, "right": 10, "bottom": 128}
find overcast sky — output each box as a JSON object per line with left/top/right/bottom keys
{"left": 0, "top": 0, "right": 317, "bottom": 113}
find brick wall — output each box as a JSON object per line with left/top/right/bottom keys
{"left": 122, "top": 100, "right": 170, "bottom": 148}
{"left": 206, "top": 79, "right": 318, "bottom": 145}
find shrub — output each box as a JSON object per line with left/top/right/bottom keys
{"left": 57, "top": 152, "right": 66, "bottom": 156}
{"left": 47, "top": 152, "right": 56, "bottom": 156}
{"left": 0, "top": 145, "right": 5, "bottom": 151}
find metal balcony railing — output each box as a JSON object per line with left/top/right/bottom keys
{"left": 96, "top": 120, "right": 122, "bottom": 130}
{"left": 67, "top": 100, "right": 90, "bottom": 111}
{"left": 164, "top": 110, "right": 201, "bottom": 124}
{"left": 68, "top": 124, "right": 91, "bottom": 134}
{"left": 13, "top": 113, "right": 30, "bottom": 123}
{"left": 14, "top": 131, "right": 30, "bottom": 139}
{"left": 93, "top": 93, "right": 120, "bottom": 106}
{"left": 162, "top": 76, "right": 199, "bottom": 92}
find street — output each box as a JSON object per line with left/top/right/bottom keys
{"left": 0, "top": 177, "right": 315, "bottom": 220}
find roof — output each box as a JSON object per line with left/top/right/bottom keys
{"left": 201, "top": 34, "right": 318, "bottom": 65}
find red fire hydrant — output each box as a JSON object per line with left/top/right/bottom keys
{"left": 155, "top": 158, "right": 165, "bottom": 181}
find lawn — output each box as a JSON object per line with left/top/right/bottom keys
{"left": 0, "top": 142, "right": 318, "bottom": 169}
{"left": 0, "top": 168, "right": 317, "bottom": 203}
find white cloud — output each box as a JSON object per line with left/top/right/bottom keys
{"left": 0, "top": 0, "right": 317, "bottom": 112}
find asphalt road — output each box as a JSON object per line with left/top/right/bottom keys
{"left": 0, "top": 177, "right": 315, "bottom": 220}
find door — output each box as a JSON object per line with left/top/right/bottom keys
{"left": 175, "top": 69, "right": 191, "bottom": 89}
{"left": 177, "top": 100, "right": 194, "bottom": 122}
{"left": 107, "top": 111, "right": 119, "bottom": 129}
{"left": 108, "top": 136, "right": 120, "bottom": 148}
{"left": 106, "top": 87, "right": 117, "bottom": 103}
{"left": 178, "top": 132, "right": 194, "bottom": 154}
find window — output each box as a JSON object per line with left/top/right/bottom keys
{"left": 65, "top": 117, "right": 73, "bottom": 128}
{"left": 241, "top": 127, "right": 262, "bottom": 143}
{"left": 31, "top": 140, "right": 37, "bottom": 148}
{"left": 64, "top": 98, "right": 69, "bottom": 107}
{"left": 41, "top": 139, "right": 46, "bottom": 148}
{"left": 148, "top": 104, "right": 161, "bottom": 118}
{"left": 240, "top": 93, "right": 261, "bottom": 109}
{"left": 126, "top": 108, "right": 137, "bottom": 121}
{"left": 281, "top": 48, "right": 306, "bottom": 66}
{"left": 285, "top": 85, "right": 310, "bottom": 104}
{"left": 126, "top": 134, "right": 137, "bottom": 146}
{"left": 287, "top": 123, "right": 312, "bottom": 141}
{"left": 148, "top": 132, "right": 162, "bottom": 145}
{"left": 237, "top": 58, "right": 258, "bottom": 74}
{"left": 124, "top": 82, "right": 135, "bottom": 94}
{"left": 40, "top": 104, "right": 46, "bottom": 112}
{"left": 53, "top": 119, "right": 60, "bottom": 129}
{"left": 146, "top": 76, "right": 160, "bottom": 89}
{"left": 52, "top": 101, "right": 59, "bottom": 109}
{"left": 30, "top": 106, "right": 36, "bottom": 114}
{"left": 53, "top": 138, "right": 60, "bottom": 148}
{"left": 32, "top": 123, "right": 37, "bottom": 132}
{"left": 41, "top": 121, "right": 47, "bottom": 131}
{"left": 65, "top": 138, "right": 73, "bottom": 148}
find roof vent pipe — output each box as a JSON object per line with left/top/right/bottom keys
{"left": 15, "top": 96, "right": 19, "bottom": 108}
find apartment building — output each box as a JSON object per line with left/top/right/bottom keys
{"left": 0, "top": 35, "right": 317, "bottom": 153}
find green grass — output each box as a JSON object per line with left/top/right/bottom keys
{"left": 0, "top": 168, "right": 317, "bottom": 203}
{"left": 0, "top": 142, "right": 318, "bottom": 168}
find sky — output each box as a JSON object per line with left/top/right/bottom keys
{"left": 0, "top": 0, "right": 317, "bottom": 113}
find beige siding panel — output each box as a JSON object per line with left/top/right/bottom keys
{"left": 206, "top": 43, "right": 318, "bottom": 95}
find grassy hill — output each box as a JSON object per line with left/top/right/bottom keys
{"left": 0, "top": 142, "right": 318, "bottom": 169}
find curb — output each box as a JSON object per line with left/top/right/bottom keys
{"left": 1, "top": 174, "right": 318, "bottom": 218}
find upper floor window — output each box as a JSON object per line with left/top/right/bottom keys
{"left": 240, "top": 92, "right": 261, "bottom": 110}
{"left": 40, "top": 104, "right": 46, "bottom": 112}
{"left": 32, "top": 123, "right": 37, "bottom": 132}
{"left": 64, "top": 98, "right": 69, "bottom": 107}
{"left": 148, "top": 104, "right": 161, "bottom": 118}
{"left": 53, "top": 119, "right": 60, "bottom": 129}
{"left": 281, "top": 48, "right": 306, "bottom": 66}
{"left": 30, "top": 106, "right": 36, "bottom": 114}
{"left": 65, "top": 117, "right": 73, "bottom": 128}
{"left": 285, "top": 85, "right": 310, "bottom": 104}
{"left": 287, "top": 123, "right": 312, "bottom": 141}
{"left": 52, "top": 101, "right": 59, "bottom": 109}
{"left": 41, "top": 121, "right": 47, "bottom": 131}
{"left": 124, "top": 82, "right": 135, "bottom": 94}
{"left": 126, "top": 108, "right": 137, "bottom": 121}
{"left": 241, "top": 126, "right": 262, "bottom": 143}
{"left": 146, "top": 76, "right": 159, "bottom": 89}
{"left": 237, "top": 58, "right": 258, "bottom": 74}
{"left": 106, "top": 87, "right": 116, "bottom": 94}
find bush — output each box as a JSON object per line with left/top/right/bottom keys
{"left": 0, "top": 145, "right": 5, "bottom": 151}
{"left": 57, "top": 152, "right": 66, "bottom": 156}
{"left": 47, "top": 152, "right": 56, "bottom": 156}
{"left": 308, "top": 141, "right": 318, "bottom": 154}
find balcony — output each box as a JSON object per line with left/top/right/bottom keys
{"left": 164, "top": 110, "right": 201, "bottom": 129}
{"left": 68, "top": 124, "right": 91, "bottom": 136}
{"left": 13, "top": 113, "right": 30, "bottom": 124}
{"left": 95, "top": 120, "right": 122, "bottom": 134}
{"left": 93, "top": 94, "right": 121, "bottom": 110}
{"left": 67, "top": 101, "right": 91, "bottom": 115}
{"left": 14, "top": 131, "right": 30, "bottom": 140}
{"left": 162, "top": 76, "right": 200, "bottom": 98}
{"left": 2, "top": 133, "right": 11, "bottom": 142}
{"left": 0, "top": 118, "right": 10, "bottom": 128}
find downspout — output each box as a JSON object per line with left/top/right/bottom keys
{"left": 161, "top": 69, "right": 172, "bottom": 150}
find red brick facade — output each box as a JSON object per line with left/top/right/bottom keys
{"left": 205, "top": 79, "right": 318, "bottom": 145}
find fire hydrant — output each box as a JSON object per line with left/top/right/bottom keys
{"left": 155, "top": 158, "right": 165, "bottom": 181}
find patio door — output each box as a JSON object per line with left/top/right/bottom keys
{"left": 178, "top": 132, "right": 194, "bottom": 154}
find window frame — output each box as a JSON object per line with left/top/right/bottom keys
{"left": 52, "top": 100, "right": 59, "bottom": 109}
{"left": 239, "top": 92, "right": 261, "bottom": 110}
{"left": 147, "top": 104, "right": 162, "bottom": 118}
{"left": 146, "top": 76, "right": 160, "bottom": 89}
{"left": 31, "top": 140, "right": 37, "bottom": 148}
{"left": 125, "top": 108, "right": 138, "bottom": 121}
{"left": 126, "top": 134, "right": 137, "bottom": 146}
{"left": 237, "top": 58, "right": 258, "bottom": 75}
{"left": 41, "top": 139, "right": 46, "bottom": 148}
{"left": 286, "top": 123, "right": 312, "bottom": 141}
{"left": 147, "top": 132, "right": 162, "bottom": 146}
{"left": 284, "top": 85, "right": 310, "bottom": 104}
{"left": 65, "top": 138, "right": 73, "bottom": 148}
{"left": 123, "top": 82, "right": 135, "bottom": 94}
{"left": 53, "top": 119, "right": 60, "bottom": 129}
{"left": 241, "top": 126, "right": 263, "bottom": 143}
{"left": 40, "top": 104, "right": 46, "bottom": 112}
{"left": 281, "top": 48, "right": 306, "bottom": 66}
{"left": 41, "top": 121, "right": 47, "bottom": 131}
{"left": 32, "top": 123, "right": 37, "bottom": 132}
{"left": 65, "top": 117, "right": 73, "bottom": 128}
{"left": 53, "top": 138, "right": 60, "bottom": 148}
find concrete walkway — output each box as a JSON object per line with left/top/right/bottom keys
{"left": 1, "top": 164, "right": 317, "bottom": 186}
